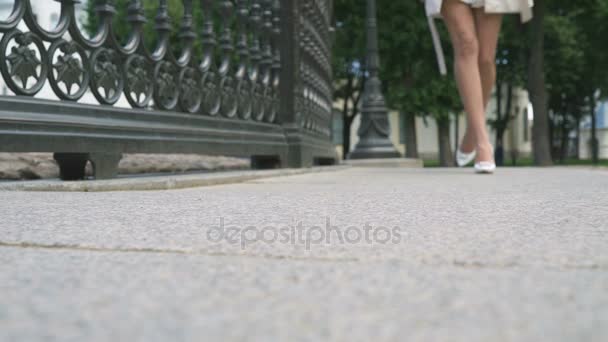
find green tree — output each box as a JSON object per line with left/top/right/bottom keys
{"left": 333, "top": 0, "right": 462, "bottom": 165}
{"left": 544, "top": 7, "right": 584, "bottom": 161}
{"left": 569, "top": 0, "right": 608, "bottom": 164}
{"left": 543, "top": 0, "right": 608, "bottom": 163}
{"left": 489, "top": 16, "right": 528, "bottom": 165}
{"left": 527, "top": 0, "right": 553, "bottom": 166}
{"left": 377, "top": 0, "right": 461, "bottom": 165}
{"left": 332, "top": 0, "right": 366, "bottom": 158}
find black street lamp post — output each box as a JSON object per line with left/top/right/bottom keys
{"left": 348, "top": 0, "right": 400, "bottom": 159}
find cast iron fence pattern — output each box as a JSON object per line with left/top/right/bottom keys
{"left": 0, "top": 0, "right": 335, "bottom": 179}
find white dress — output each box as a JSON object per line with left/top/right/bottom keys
{"left": 425, "top": 0, "right": 534, "bottom": 75}
{"left": 426, "top": 0, "right": 534, "bottom": 21}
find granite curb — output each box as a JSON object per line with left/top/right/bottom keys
{"left": 0, "top": 165, "right": 350, "bottom": 192}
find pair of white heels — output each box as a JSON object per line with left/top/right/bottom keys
{"left": 456, "top": 148, "right": 496, "bottom": 174}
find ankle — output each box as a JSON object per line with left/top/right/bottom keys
{"left": 475, "top": 143, "right": 494, "bottom": 162}
{"left": 476, "top": 142, "right": 493, "bottom": 152}
{"left": 459, "top": 132, "right": 475, "bottom": 153}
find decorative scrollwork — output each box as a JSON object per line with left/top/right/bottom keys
{"left": 69, "top": 0, "right": 113, "bottom": 49}
{"left": 202, "top": 71, "right": 221, "bottom": 115}
{"left": 0, "top": 0, "right": 318, "bottom": 129}
{"left": 235, "top": 0, "right": 252, "bottom": 120}
{"left": 90, "top": 47, "right": 123, "bottom": 105}
{"left": 220, "top": 75, "right": 237, "bottom": 118}
{"left": 0, "top": 0, "right": 26, "bottom": 32}
{"left": 217, "top": 0, "right": 237, "bottom": 118}
{"left": 251, "top": 84, "right": 265, "bottom": 121}
{"left": 48, "top": 39, "right": 89, "bottom": 101}
{"left": 0, "top": 29, "right": 48, "bottom": 96}
{"left": 236, "top": 78, "right": 252, "bottom": 120}
{"left": 23, "top": 0, "right": 72, "bottom": 41}
{"left": 249, "top": 1, "right": 263, "bottom": 121}
{"left": 269, "top": 0, "right": 281, "bottom": 124}
{"left": 259, "top": 0, "right": 274, "bottom": 122}
{"left": 153, "top": 60, "right": 179, "bottom": 111}
{"left": 179, "top": 66, "right": 202, "bottom": 113}
{"left": 266, "top": 96, "right": 278, "bottom": 123}
{"left": 124, "top": 54, "right": 153, "bottom": 108}
{"left": 177, "top": 0, "right": 196, "bottom": 66}
{"left": 261, "top": 88, "right": 273, "bottom": 123}
{"left": 108, "top": 0, "right": 144, "bottom": 55}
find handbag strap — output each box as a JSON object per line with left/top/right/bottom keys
{"left": 427, "top": 16, "right": 447, "bottom": 76}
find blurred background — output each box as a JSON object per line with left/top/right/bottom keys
{"left": 1, "top": 0, "right": 608, "bottom": 178}
{"left": 331, "top": 0, "right": 608, "bottom": 167}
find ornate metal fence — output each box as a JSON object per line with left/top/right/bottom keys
{"left": 0, "top": 0, "right": 336, "bottom": 179}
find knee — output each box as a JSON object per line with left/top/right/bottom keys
{"left": 454, "top": 33, "right": 479, "bottom": 60}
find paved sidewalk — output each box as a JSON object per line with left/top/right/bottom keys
{"left": 1, "top": 167, "right": 607, "bottom": 341}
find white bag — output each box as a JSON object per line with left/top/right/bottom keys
{"left": 425, "top": 0, "right": 533, "bottom": 21}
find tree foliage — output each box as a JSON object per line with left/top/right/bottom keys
{"left": 333, "top": 0, "right": 608, "bottom": 165}
{"left": 85, "top": 0, "right": 212, "bottom": 58}
{"left": 333, "top": 0, "right": 461, "bottom": 165}
{"left": 543, "top": 0, "right": 608, "bottom": 162}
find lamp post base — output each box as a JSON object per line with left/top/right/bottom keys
{"left": 348, "top": 145, "right": 402, "bottom": 159}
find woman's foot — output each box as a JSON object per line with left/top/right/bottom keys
{"left": 456, "top": 131, "right": 476, "bottom": 167}
{"left": 474, "top": 144, "right": 496, "bottom": 174}
{"left": 475, "top": 143, "right": 494, "bottom": 163}
{"left": 459, "top": 131, "right": 475, "bottom": 154}
{"left": 456, "top": 149, "right": 476, "bottom": 167}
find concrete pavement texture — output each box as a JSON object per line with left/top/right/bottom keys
{"left": 1, "top": 167, "right": 607, "bottom": 341}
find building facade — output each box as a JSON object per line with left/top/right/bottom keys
{"left": 579, "top": 101, "right": 608, "bottom": 159}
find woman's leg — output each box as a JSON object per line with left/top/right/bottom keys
{"left": 474, "top": 9, "right": 503, "bottom": 111}
{"left": 441, "top": 0, "right": 491, "bottom": 161}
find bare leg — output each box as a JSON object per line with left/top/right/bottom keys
{"left": 474, "top": 10, "right": 503, "bottom": 161}
{"left": 441, "top": 0, "right": 492, "bottom": 162}
{"left": 474, "top": 9, "right": 503, "bottom": 110}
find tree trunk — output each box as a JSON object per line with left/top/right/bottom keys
{"left": 527, "top": 0, "right": 553, "bottom": 166}
{"left": 548, "top": 111, "right": 555, "bottom": 159}
{"left": 343, "top": 73, "right": 365, "bottom": 159}
{"left": 341, "top": 76, "right": 353, "bottom": 159}
{"left": 437, "top": 118, "right": 454, "bottom": 167}
{"left": 342, "top": 105, "right": 350, "bottom": 160}
{"left": 590, "top": 94, "right": 599, "bottom": 164}
{"left": 559, "top": 113, "right": 568, "bottom": 162}
{"left": 343, "top": 114, "right": 356, "bottom": 159}
{"left": 504, "top": 84, "right": 513, "bottom": 129}
{"left": 495, "top": 81, "right": 505, "bottom": 166}
{"left": 503, "top": 84, "right": 513, "bottom": 166}
{"left": 495, "top": 79, "right": 502, "bottom": 149}
{"left": 404, "top": 111, "right": 419, "bottom": 158}
{"left": 575, "top": 115, "right": 581, "bottom": 159}
{"left": 454, "top": 112, "right": 460, "bottom": 159}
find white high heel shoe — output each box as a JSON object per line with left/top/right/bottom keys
{"left": 456, "top": 149, "right": 476, "bottom": 167}
{"left": 474, "top": 161, "right": 496, "bottom": 174}
{"left": 474, "top": 146, "right": 496, "bottom": 174}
